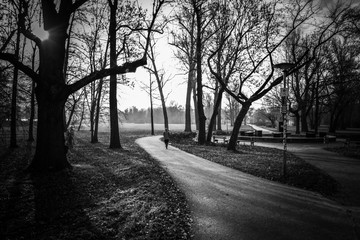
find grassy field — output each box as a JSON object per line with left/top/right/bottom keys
{"left": 0, "top": 123, "right": 342, "bottom": 239}
{"left": 0, "top": 130, "right": 192, "bottom": 240}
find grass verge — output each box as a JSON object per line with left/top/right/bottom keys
{"left": 324, "top": 146, "right": 360, "bottom": 160}
{"left": 0, "top": 130, "right": 192, "bottom": 240}
{"left": 171, "top": 136, "right": 338, "bottom": 197}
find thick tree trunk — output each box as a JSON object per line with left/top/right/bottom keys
{"left": 294, "top": 112, "right": 300, "bottom": 134}
{"left": 109, "top": 0, "right": 122, "bottom": 149}
{"left": 217, "top": 100, "right": 222, "bottom": 131}
{"left": 300, "top": 108, "right": 308, "bottom": 132}
{"left": 227, "top": 102, "right": 251, "bottom": 151}
{"left": 27, "top": 8, "right": 71, "bottom": 170}
{"left": 29, "top": 93, "right": 70, "bottom": 171}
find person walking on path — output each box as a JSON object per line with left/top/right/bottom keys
{"left": 163, "top": 128, "right": 170, "bottom": 149}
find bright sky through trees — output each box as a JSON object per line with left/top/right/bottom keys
{"left": 114, "top": 0, "right": 360, "bottom": 111}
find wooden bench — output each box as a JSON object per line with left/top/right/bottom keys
{"left": 343, "top": 138, "right": 360, "bottom": 147}
{"left": 213, "top": 135, "right": 228, "bottom": 144}
{"left": 236, "top": 137, "right": 255, "bottom": 146}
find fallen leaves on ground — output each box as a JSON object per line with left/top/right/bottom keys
{"left": 0, "top": 131, "right": 193, "bottom": 240}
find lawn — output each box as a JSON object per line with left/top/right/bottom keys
{"left": 170, "top": 135, "right": 338, "bottom": 197}
{"left": 0, "top": 130, "right": 192, "bottom": 240}
{"left": 324, "top": 146, "right": 360, "bottom": 160}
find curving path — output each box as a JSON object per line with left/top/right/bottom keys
{"left": 136, "top": 136, "right": 359, "bottom": 240}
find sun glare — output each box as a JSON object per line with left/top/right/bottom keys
{"left": 33, "top": 26, "right": 49, "bottom": 41}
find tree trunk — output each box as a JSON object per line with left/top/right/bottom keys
{"left": 27, "top": 6, "right": 71, "bottom": 171}
{"left": 206, "top": 87, "right": 224, "bottom": 142}
{"left": 217, "top": 100, "right": 222, "bottom": 131}
{"left": 227, "top": 102, "right": 251, "bottom": 151}
{"left": 66, "top": 95, "right": 77, "bottom": 129}
{"left": 184, "top": 69, "right": 193, "bottom": 132}
{"left": 89, "top": 84, "right": 96, "bottom": 142}
{"left": 109, "top": 0, "right": 122, "bottom": 149}
{"left": 300, "top": 108, "right": 308, "bottom": 132}
{"left": 93, "top": 79, "right": 103, "bottom": 143}
{"left": 314, "top": 78, "right": 320, "bottom": 134}
{"left": 10, "top": 23, "right": 21, "bottom": 148}
{"left": 192, "top": 80, "right": 199, "bottom": 130}
{"left": 28, "top": 81, "right": 35, "bottom": 142}
{"left": 29, "top": 93, "right": 70, "bottom": 171}
{"left": 194, "top": 6, "right": 206, "bottom": 144}
{"left": 78, "top": 99, "right": 85, "bottom": 131}
{"left": 294, "top": 111, "right": 300, "bottom": 134}
{"left": 150, "top": 77, "right": 154, "bottom": 135}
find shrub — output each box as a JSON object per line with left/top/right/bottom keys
{"left": 170, "top": 132, "right": 197, "bottom": 141}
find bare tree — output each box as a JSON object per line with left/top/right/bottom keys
{"left": 210, "top": 0, "right": 347, "bottom": 150}
{"left": 170, "top": 2, "right": 197, "bottom": 132}
{"left": 0, "top": 0, "right": 167, "bottom": 171}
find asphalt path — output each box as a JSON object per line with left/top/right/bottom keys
{"left": 136, "top": 136, "right": 359, "bottom": 240}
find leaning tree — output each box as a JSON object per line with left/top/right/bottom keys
{"left": 208, "top": 0, "right": 348, "bottom": 150}
{"left": 0, "top": 0, "right": 167, "bottom": 171}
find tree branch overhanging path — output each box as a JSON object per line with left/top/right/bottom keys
{"left": 0, "top": 0, "right": 168, "bottom": 171}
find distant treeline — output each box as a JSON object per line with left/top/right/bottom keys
{"left": 123, "top": 105, "right": 194, "bottom": 124}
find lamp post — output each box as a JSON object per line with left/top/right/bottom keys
{"left": 274, "top": 63, "right": 295, "bottom": 177}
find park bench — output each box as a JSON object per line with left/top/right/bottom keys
{"left": 236, "top": 136, "right": 255, "bottom": 146}
{"left": 272, "top": 132, "right": 291, "bottom": 138}
{"left": 213, "top": 135, "right": 228, "bottom": 144}
{"left": 343, "top": 138, "right": 360, "bottom": 148}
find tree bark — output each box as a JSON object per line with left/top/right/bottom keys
{"left": 192, "top": 79, "right": 199, "bottom": 130}
{"left": 184, "top": 69, "right": 194, "bottom": 132}
{"left": 150, "top": 76, "right": 154, "bottom": 135}
{"left": 194, "top": 3, "right": 206, "bottom": 144}
{"left": 217, "top": 100, "right": 222, "bottom": 130}
{"left": 206, "top": 87, "right": 224, "bottom": 142}
{"left": 93, "top": 79, "right": 103, "bottom": 142}
{"left": 300, "top": 107, "right": 308, "bottom": 132}
{"left": 28, "top": 81, "right": 35, "bottom": 142}
{"left": 227, "top": 102, "right": 251, "bottom": 151}
{"left": 10, "top": 21, "right": 21, "bottom": 148}
{"left": 109, "top": 0, "right": 122, "bottom": 149}
{"left": 29, "top": 95, "right": 70, "bottom": 171}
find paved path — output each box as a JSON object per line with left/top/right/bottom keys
{"left": 136, "top": 136, "right": 359, "bottom": 240}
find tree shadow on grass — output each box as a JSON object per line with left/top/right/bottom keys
{"left": 30, "top": 169, "right": 108, "bottom": 240}
{"left": 0, "top": 143, "right": 109, "bottom": 240}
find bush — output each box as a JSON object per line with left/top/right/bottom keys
{"left": 170, "top": 132, "right": 197, "bottom": 141}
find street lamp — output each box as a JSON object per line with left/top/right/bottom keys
{"left": 274, "top": 62, "right": 295, "bottom": 177}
